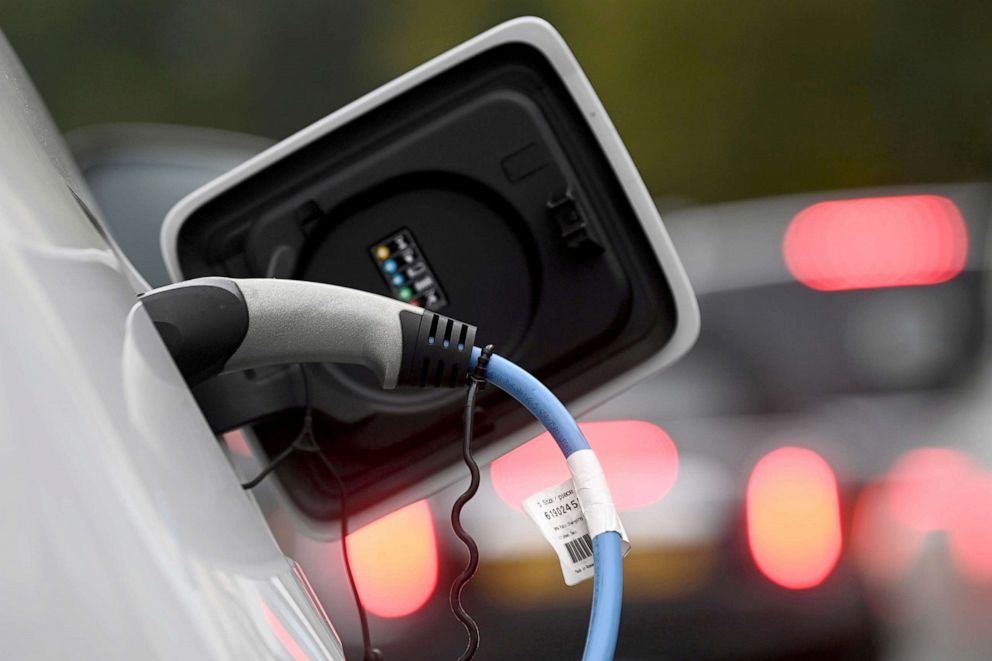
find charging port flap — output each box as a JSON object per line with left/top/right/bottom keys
{"left": 161, "top": 18, "right": 697, "bottom": 525}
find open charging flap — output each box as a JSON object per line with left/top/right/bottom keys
{"left": 161, "top": 17, "right": 698, "bottom": 529}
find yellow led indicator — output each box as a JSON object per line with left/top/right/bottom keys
{"left": 375, "top": 245, "right": 391, "bottom": 260}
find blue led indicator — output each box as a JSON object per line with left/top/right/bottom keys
{"left": 391, "top": 273, "right": 405, "bottom": 286}
{"left": 383, "top": 259, "right": 398, "bottom": 274}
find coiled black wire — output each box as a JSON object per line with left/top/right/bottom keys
{"left": 450, "top": 345, "right": 494, "bottom": 661}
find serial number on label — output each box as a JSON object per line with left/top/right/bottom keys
{"left": 543, "top": 498, "right": 581, "bottom": 520}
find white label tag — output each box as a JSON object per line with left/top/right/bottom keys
{"left": 523, "top": 477, "right": 629, "bottom": 586}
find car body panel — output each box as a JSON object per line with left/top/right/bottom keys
{"left": 0, "top": 31, "right": 342, "bottom": 660}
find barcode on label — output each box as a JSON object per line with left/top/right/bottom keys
{"left": 564, "top": 534, "right": 593, "bottom": 564}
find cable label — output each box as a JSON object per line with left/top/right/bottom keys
{"left": 523, "top": 476, "right": 630, "bottom": 585}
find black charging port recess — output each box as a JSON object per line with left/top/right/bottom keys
{"left": 177, "top": 43, "right": 677, "bottom": 521}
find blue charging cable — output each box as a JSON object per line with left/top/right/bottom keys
{"left": 470, "top": 348, "right": 623, "bottom": 661}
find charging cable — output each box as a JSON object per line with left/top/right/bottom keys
{"left": 138, "top": 277, "right": 623, "bottom": 660}
{"left": 470, "top": 348, "right": 623, "bottom": 661}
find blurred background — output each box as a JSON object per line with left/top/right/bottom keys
{"left": 4, "top": 0, "right": 992, "bottom": 204}
{"left": 6, "top": 1, "right": 992, "bottom": 660}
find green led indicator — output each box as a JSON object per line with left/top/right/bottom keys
{"left": 398, "top": 286, "right": 413, "bottom": 301}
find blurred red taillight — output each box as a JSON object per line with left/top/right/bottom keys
{"left": 784, "top": 195, "right": 967, "bottom": 291}
{"left": 490, "top": 420, "right": 678, "bottom": 512}
{"left": 345, "top": 500, "right": 438, "bottom": 618}
{"left": 853, "top": 448, "right": 992, "bottom": 585}
{"left": 747, "top": 447, "right": 842, "bottom": 589}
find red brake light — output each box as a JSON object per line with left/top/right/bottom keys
{"left": 345, "top": 500, "right": 438, "bottom": 618}
{"left": 490, "top": 420, "right": 678, "bottom": 511}
{"left": 947, "top": 473, "right": 992, "bottom": 582}
{"left": 784, "top": 195, "right": 967, "bottom": 291}
{"left": 747, "top": 447, "right": 842, "bottom": 589}
{"left": 884, "top": 447, "right": 972, "bottom": 532}
{"left": 853, "top": 448, "right": 992, "bottom": 585}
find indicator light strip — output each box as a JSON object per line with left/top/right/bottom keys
{"left": 370, "top": 228, "right": 449, "bottom": 310}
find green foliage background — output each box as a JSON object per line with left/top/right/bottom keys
{"left": 3, "top": 1, "right": 991, "bottom": 204}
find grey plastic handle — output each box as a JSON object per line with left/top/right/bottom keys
{"left": 226, "top": 278, "right": 423, "bottom": 388}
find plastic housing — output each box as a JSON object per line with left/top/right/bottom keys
{"left": 161, "top": 17, "right": 698, "bottom": 527}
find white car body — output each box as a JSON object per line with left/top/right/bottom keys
{"left": 0, "top": 31, "right": 344, "bottom": 660}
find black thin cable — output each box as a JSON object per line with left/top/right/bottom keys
{"left": 240, "top": 366, "right": 380, "bottom": 660}
{"left": 240, "top": 365, "right": 315, "bottom": 490}
{"left": 450, "top": 344, "right": 494, "bottom": 661}
{"left": 310, "top": 439, "right": 382, "bottom": 661}
{"left": 240, "top": 438, "right": 300, "bottom": 489}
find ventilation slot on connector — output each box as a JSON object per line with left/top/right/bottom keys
{"left": 398, "top": 310, "right": 478, "bottom": 388}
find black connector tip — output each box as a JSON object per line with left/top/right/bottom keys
{"left": 140, "top": 279, "right": 249, "bottom": 387}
